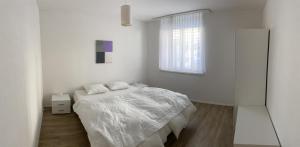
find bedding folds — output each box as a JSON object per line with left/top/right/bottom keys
{"left": 73, "top": 87, "right": 196, "bottom": 147}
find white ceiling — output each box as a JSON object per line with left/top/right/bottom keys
{"left": 38, "top": 0, "right": 267, "bottom": 21}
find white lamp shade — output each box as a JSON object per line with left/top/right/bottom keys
{"left": 121, "top": 5, "right": 131, "bottom": 26}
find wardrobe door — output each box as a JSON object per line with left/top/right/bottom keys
{"left": 235, "top": 29, "right": 269, "bottom": 106}
{"left": 234, "top": 29, "right": 269, "bottom": 125}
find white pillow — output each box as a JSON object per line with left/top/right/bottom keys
{"left": 106, "top": 81, "right": 129, "bottom": 91}
{"left": 84, "top": 83, "right": 109, "bottom": 95}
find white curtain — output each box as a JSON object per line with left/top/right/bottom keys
{"left": 159, "top": 12, "right": 206, "bottom": 74}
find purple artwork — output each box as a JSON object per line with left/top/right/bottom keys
{"left": 96, "top": 40, "right": 113, "bottom": 63}
{"left": 96, "top": 40, "right": 113, "bottom": 52}
{"left": 102, "top": 41, "right": 113, "bottom": 52}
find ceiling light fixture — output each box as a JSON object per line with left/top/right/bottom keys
{"left": 121, "top": 0, "right": 131, "bottom": 26}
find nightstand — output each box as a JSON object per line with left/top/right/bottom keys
{"left": 52, "top": 94, "right": 71, "bottom": 114}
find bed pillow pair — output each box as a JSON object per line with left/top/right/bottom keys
{"left": 84, "top": 81, "right": 129, "bottom": 95}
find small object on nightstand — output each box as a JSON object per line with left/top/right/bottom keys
{"left": 52, "top": 94, "right": 71, "bottom": 114}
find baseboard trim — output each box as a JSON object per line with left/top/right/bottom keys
{"left": 190, "top": 98, "right": 234, "bottom": 107}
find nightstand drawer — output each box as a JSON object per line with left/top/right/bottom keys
{"left": 52, "top": 106, "right": 70, "bottom": 114}
{"left": 52, "top": 100, "right": 70, "bottom": 107}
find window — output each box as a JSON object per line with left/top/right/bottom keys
{"left": 159, "top": 12, "right": 206, "bottom": 74}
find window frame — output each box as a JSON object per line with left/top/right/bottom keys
{"left": 159, "top": 13, "right": 206, "bottom": 75}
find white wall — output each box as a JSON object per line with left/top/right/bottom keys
{"left": 0, "top": 0, "right": 43, "bottom": 147}
{"left": 40, "top": 9, "right": 147, "bottom": 106}
{"left": 264, "top": 0, "right": 300, "bottom": 146}
{"left": 145, "top": 10, "right": 263, "bottom": 105}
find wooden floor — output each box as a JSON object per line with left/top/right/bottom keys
{"left": 39, "top": 103, "right": 234, "bottom": 147}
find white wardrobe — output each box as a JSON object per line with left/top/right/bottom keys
{"left": 234, "top": 29, "right": 269, "bottom": 107}
{"left": 234, "top": 29, "right": 269, "bottom": 120}
{"left": 233, "top": 29, "right": 280, "bottom": 147}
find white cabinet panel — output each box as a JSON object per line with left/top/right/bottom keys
{"left": 235, "top": 29, "right": 269, "bottom": 106}
{"left": 234, "top": 106, "right": 280, "bottom": 147}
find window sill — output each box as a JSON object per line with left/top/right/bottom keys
{"left": 159, "top": 69, "right": 205, "bottom": 76}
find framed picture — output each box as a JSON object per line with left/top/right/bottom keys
{"left": 95, "top": 40, "right": 113, "bottom": 63}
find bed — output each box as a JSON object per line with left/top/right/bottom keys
{"left": 73, "top": 86, "right": 196, "bottom": 147}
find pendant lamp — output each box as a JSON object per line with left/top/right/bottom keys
{"left": 121, "top": 4, "right": 131, "bottom": 26}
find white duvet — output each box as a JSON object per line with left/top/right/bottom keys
{"left": 73, "top": 87, "right": 196, "bottom": 147}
